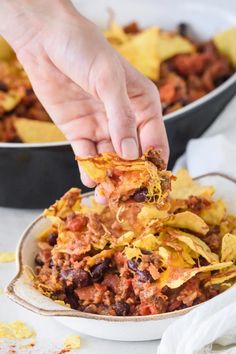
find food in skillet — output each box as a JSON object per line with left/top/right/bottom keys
{"left": 0, "top": 24, "right": 235, "bottom": 143}
{"left": 105, "top": 22, "right": 235, "bottom": 115}
{"left": 0, "top": 24, "right": 235, "bottom": 142}
{"left": 33, "top": 151, "right": 236, "bottom": 316}
{"left": 0, "top": 38, "right": 65, "bottom": 143}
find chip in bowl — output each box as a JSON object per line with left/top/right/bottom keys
{"left": 32, "top": 154, "right": 236, "bottom": 317}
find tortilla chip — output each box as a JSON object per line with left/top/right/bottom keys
{"left": 0, "top": 36, "right": 14, "bottom": 61}
{"left": 44, "top": 188, "right": 81, "bottom": 219}
{"left": 14, "top": 118, "right": 66, "bottom": 143}
{"left": 0, "top": 90, "right": 23, "bottom": 111}
{"left": 205, "top": 266, "right": 236, "bottom": 286}
{"left": 158, "top": 246, "right": 191, "bottom": 268}
{"left": 199, "top": 199, "right": 226, "bottom": 225}
{"left": 115, "top": 231, "right": 135, "bottom": 247}
{"left": 77, "top": 149, "right": 173, "bottom": 208}
{"left": 221, "top": 233, "right": 236, "bottom": 262}
{"left": 169, "top": 229, "right": 219, "bottom": 264}
{"left": 0, "top": 321, "right": 35, "bottom": 340}
{"left": 117, "top": 27, "right": 160, "bottom": 80}
{"left": 133, "top": 234, "right": 159, "bottom": 251}
{"left": 157, "top": 31, "right": 195, "bottom": 61}
{"left": 104, "top": 21, "right": 129, "bottom": 45}
{"left": 214, "top": 27, "right": 236, "bottom": 68}
{"left": 64, "top": 335, "right": 81, "bottom": 350}
{"left": 124, "top": 246, "right": 142, "bottom": 260}
{"left": 158, "top": 232, "right": 196, "bottom": 265}
{"left": 0, "top": 251, "right": 15, "bottom": 263}
{"left": 171, "top": 169, "right": 215, "bottom": 200}
{"left": 159, "top": 262, "right": 232, "bottom": 289}
{"left": 164, "top": 211, "right": 209, "bottom": 235}
{"left": 137, "top": 205, "right": 168, "bottom": 226}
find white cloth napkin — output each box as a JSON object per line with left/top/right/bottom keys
{"left": 157, "top": 95, "right": 236, "bottom": 354}
{"left": 173, "top": 95, "right": 236, "bottom": 177}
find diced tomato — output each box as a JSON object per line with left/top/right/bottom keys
{"left": 66, "top": 214, "right": 87, "bottom": 232}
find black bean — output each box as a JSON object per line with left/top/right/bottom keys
{"left": 61, "top": 268, "right": 91, "bottom": 288}
{"left": 90, "top": 258, "right": 111, "bottom": 282}
{"left": 73, "top": 270, "right": 91, "bottom": 288}
{"left": 35, "top": 254, "right": 44, "bottom": 266}
{"left": 177, "top": 23, "right": 189, "bottom": 37}
{"left": 65, "top": 285, "right": 74, "bottom": 295}
{"left": 0, "top": 81, "right": 8, "bottom": 92}
{"left": 133, "top": 188, "right": 148, "bottom": 202}
{"left": 48, "top": 232, "right": 58, "bottom": 246}
{"left": 137, "top": 270, "right": 154, "bottom": 283}
{"left": 114, "top": 301, "right": 130, "bottom": 316}
{"left": 127, "top": 259, "right": 139, "bottom": 272}
{"left": 66, "top": 294, "right": 79, "bottom": 310}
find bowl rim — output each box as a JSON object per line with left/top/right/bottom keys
{"left": 0, "top": 72, "right": 235, "bottom": 149}
{"left": 5, "top": 172, "right": 236, "bottom": 322}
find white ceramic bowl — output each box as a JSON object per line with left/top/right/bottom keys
{"left": 1, "top": 0, "right": 236, "bottom": 209}
{"left": 6, "top": 173, "right": 236, "bottom": 341}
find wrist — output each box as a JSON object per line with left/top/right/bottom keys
{"left": 0, "top": 0, "right": 81, "bottom": 52}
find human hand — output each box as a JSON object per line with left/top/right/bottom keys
{"left": 1, "top": 0, "right": 169, "bottom": 189}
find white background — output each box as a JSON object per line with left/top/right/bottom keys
{"left": 1, "top": 0, "right": 236, "bottom": 353}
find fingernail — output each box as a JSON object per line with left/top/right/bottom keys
{"left": 121, "top": 138, "right": 139, "bottom": 160}
{"left": 95, "top": 186, "right": 107, "bottom": 204}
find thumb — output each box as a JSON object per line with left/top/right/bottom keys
{"left": 97, "top": 63, "right": 139, "bottom": 160}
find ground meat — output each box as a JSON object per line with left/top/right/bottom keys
{"left": 187, "top": 196, "right": 212, "bottom": 213}
{"left": 202, "top": 226, "right": 222, "bottom": 253}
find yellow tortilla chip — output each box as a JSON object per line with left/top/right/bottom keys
{"left": 78, "top": 149, "right": 172, "bottom": 207}
{"left": 205, "top": 266, "right": 236, "bottom": 286}
{"left": 0, "top": 36, "right": 14, "bottom": 61}
{"left": 44, "top": 188, "right": 81, "bottom": 219}
{"left": 171, "top": 169, "right": 215, "bottom": 200}
{"left": 133, "top": 234, "right": 159, "bottom": 251}
{"left": 221, "top": 233, "right": 236, "bottom": 262}
{"left": 64, "top": 335, "right": 81, "bottom": 350}
{"left": 164, "top": 211, "right": 209, "bottom": 235}
{"left": 124, "top": 246, "right": 142, "bottom": 260}
{"left": 104, "top": 21, "right": 129, "bottom": 45}
{"left": 0, "top": 320, "right": 35, "bottom": 340}
{"left": 117, "top": 27, "right": 160, "bottom": 80}
{"left": 115, "top": 231, "right": 135, "bottom": 247}
{"left": 157, "top": 31, "right": 195, "bottom": 61}
{"left": 0, "top": 251, "right": 15, "bottom": 263}
{"left": 170, "top": 229, "right": 219, "bottom": 264}
{"left": 158, "top": 246, "right": 191, "bottom": 268}
{"left": 158, "top": 232, "right": 196, "bottom": 266}
{"left": 138, "top": 205, "right": 168, "bottom": 226}
{"left": 214, "top": 27, "right": 236, "bottom": 68}
{"left": 159, "top": 262, "right": 232, "bottom": 289}
{"left": 14, "top": 118, "right": 66, "bottom": 143}
{"left": 0, "top": 90, "right": 23, "bottom": 111}
{"left": 199, "top": 199, "right": 226, "bottom": 225}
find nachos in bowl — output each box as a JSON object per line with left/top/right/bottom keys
{"left": 33, "top": 151, "right": 236, "bottom": 316}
